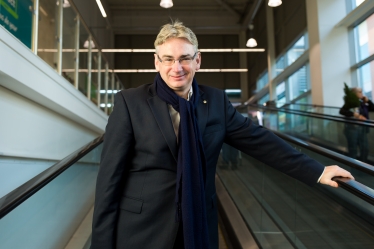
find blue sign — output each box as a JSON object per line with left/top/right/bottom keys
{"left": 0, "top": 0, "right": 33, "bottom": 48}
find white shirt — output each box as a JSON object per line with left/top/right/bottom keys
{"left": 168, "top": 87, "right": 193, "bottom": 140}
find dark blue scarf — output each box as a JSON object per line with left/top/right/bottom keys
{"left": 154, "top": 73, "right": 209, "bottom": 249}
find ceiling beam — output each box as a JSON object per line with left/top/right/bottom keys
{"left": 241, "top": 0, "right": 263, "bottom": 29}
{"left": 213, "top": 0, "right": 241, "bottom": 18}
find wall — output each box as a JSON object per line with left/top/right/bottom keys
{"left": 0, "top": 25, "right": 107, "bottom": 196}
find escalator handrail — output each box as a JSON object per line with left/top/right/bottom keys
{"left": 283, "top": 103, "right": 340, "bottom": 109}
{"left": 271, "top": 130, "right": 374, "bottom": 177}
{"left": 0, "top": 134, "right": 104, "bottom": 219}
{"left": 243, "top": 103, "right": 374, "bottom": 127}
{"left": 333, "top": 177, "right": 374, "bottom": 206}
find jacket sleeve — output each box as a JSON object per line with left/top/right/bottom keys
{"left": 368, "top": 100, "right": 374, "bottom": 112}
{"left": 222, "top": 93, "right": 324, "bottom": 186}
{"left": 339, "top": 104, "right": 354, "bottom": 117}
{"left": 91, "top": 92, "right": 134, "bottom": 249}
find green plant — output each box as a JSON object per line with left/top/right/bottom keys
{"left": 343, "top": 83, "right": 359, "bottom": 109}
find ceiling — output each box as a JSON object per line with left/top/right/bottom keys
{"left": 103, "top": 0, "right": 262, "bottom": 35}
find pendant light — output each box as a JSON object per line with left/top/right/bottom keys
{"left": 246, "top": 24, "right": 257, "bottom": 48}
{"left": 268, "top": 0, "right": 282, "bottom": 7}
{"left": 160, "top": 0, "right": 173, "bottom": 8}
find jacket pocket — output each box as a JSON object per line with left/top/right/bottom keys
{"left": 204, "top": 124, "right": 223, "bottom": 135}
{"left": 119, "top": 196, "right": 144, "bottom": 214}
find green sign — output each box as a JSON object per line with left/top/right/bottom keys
{"left": 0, "top": 0, "right": 33, "bottom": 48}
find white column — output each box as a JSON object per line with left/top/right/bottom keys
{"left": 306, "top": 0, "right": 351, "bottom": 106}
{"left": 239, "top": 31, "right": 248, "bottom": 101}
{"left": 266, "top": 3, "right": 276, "bottom": 101}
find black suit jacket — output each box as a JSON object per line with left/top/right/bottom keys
{"left": 91, "top": 83, "right": 325, "bottom": 249}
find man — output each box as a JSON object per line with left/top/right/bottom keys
{"left": 91, "top": 21, "right": 353, "bottom": 249}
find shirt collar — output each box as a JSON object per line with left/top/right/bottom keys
{"left": 187, "top": 86, "right": 193, "bottom": 101}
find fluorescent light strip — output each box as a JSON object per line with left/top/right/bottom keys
{"left": 100, "top": 103, "right": 112, "bottom": 107}
{"left": 38, "top": 49, "right": 100, "bottom": 52}
{"left": 96, "top": 0, "right": 107, "bottom": 18}
{"left": 38, "top": 48, "right": 265, "bottom": 53}
{"left": 100, "top": 90, "right": 119, "bottom": 94}
{"left": 225, "top": 89, "right": 242, "bottom": 93}
{"left": 62, "top": 69, "right": 248, "bottom": 73}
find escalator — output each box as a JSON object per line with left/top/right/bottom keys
{"left": 1, "top": 128, "right": 374, "bottom": 248}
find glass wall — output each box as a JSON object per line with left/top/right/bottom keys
{"left": 256, "top": 71, "right": 269, "bottom": 91}
{"left": 1, "top": 0, "right": 121, "bottom": 115}
{"left": 353, "top": 12, "right": 374, "bottom": 100}
{"left": 276, "top": 34, "right": 308, "bottom": 76}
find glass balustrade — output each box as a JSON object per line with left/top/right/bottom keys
{"left": 217, "top": 141, "right": 374, "bottom": 248}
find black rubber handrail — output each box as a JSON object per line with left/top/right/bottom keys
{"left": 271, "top": 130, "right": 374, "bottom": 177}
{"left": 283, "top": 103, "right": 340, "bottom": 109}
{"left": 0, "top": 135, "right": 104, "bottom": 219}
{"left": 333, "top": 177, "right": 374, "bottom": 206}
{"left": 243, "top": 103, "right": 374, "bottom": 127}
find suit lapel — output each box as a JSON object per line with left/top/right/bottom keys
{"left": 147, "top": 85, "right": 178, "bottom": 162}
{"left": 196, "top": 89, "right": 208, "bottom": 136}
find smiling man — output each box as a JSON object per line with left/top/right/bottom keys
{"left": 91, "top": 21, "right": 353, "bottom": 249}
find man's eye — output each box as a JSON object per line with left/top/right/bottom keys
{"left": 181, "top": 58, "right": 191, "bottom": 62}
{"left": 164, "top": 58, "right": 174, "bottom": 62}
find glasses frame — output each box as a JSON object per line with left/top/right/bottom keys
{"left": 157, "top": 52, "right": 198, "bottom": 66}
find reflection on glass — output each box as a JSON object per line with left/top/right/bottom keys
{"left": 354, "top": 13, "right": 374, "bottom": 62}
{"left": 216, "top": 141, "right": 374, "bottom": 248}
{"left": 357, "top": 61, "right": 374, "bottom": 100}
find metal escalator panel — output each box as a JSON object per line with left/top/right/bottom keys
{"left": 0, "top": 141, "right": 103, "bottom": 249}
{"left": 216, "top": 140, "right": 374, "bottom": 249}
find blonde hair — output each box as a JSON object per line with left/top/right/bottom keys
{"left": 154, "top": 20, "right": 198, "bottom": 52}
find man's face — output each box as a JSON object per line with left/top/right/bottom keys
{"left": 155, "top": 38, "right": 201, "bottom": 97}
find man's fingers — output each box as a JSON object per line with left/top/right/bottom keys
{"left": 320, "top": 165, "right": 354, "bottom": 187}
{"left": 328, "top": 180, "right": 339, "bottom": 188}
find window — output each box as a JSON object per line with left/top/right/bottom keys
{"left": 256, "top": 71, "right": 269, "bottom": 91}
{"left": 357, "top": 61, "right": 373, "bottom": 99}
{"left": 353, "top": 13, "right": 374, "bottom": 62}
{"left": 352, "top": 12, "right": 374, "bottom": 100}
{"left": 352, "top": 0, "right": 365, "bottom": 9}
{"left": 276, "top": 35, "right": 308, "bottom": 76}
{"left": 258, "top": 94, "right": 270, "bottom": 105}
{"left": 288, "top": 66, "right": 309, "bottom": 100}
{"left": 276, "top": 82, "right": 286, "bottom": 107}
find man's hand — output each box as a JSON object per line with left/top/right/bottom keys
{"left": 319, "top": 165, "right": 354, "bottom": 188}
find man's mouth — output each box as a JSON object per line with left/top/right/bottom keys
{"left": 170, "top": 74, "right": 187, "bottom": 79}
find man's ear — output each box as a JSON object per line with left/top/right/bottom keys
{"left": 154, "top": 54, "right": 160, "bottom": 72}
{"left": 195, "top": 52, "right": 201, "bottom": 71}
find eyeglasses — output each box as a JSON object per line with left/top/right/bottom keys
{"left": 157, "top": 52, "right": 198, "bottom": 66}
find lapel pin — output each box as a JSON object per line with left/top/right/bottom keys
{"left": 203, "top": 100, "right": 207, "bottom": 104}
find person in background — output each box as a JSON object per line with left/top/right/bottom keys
{"left": 340, "top": 87, "right": 374, "bottom": 162}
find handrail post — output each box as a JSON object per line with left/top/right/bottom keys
{"left": 74, "top": 16, "right": 80, "bottom": 89}
{"left": 87, "top": 35, "right": 92, "bottom": 100}
{"left": 105, "top": 63, "right": 109, "bottom": 114}
{"left": 57, "top": 0, "right": 63, "bottom": 75}
{"left": 97, "top": 52, "right": 102, "bottom": 108}
{"left": 32, "top": 0, "right": 39, "bottom": 54}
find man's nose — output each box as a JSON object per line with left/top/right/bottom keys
{"left": 171, "top": 60, "right": 183, "bottom": 71}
